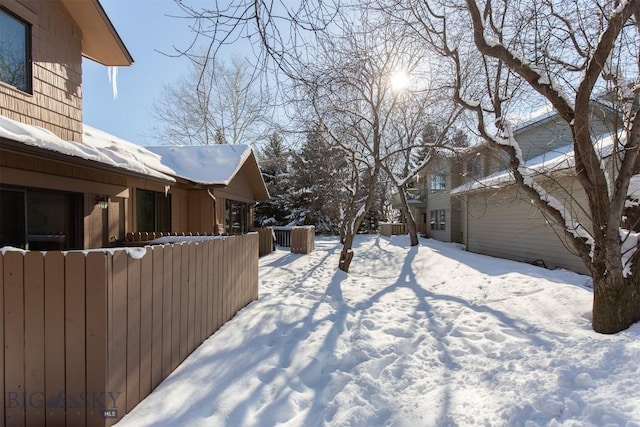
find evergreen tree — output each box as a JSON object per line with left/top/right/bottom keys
{"left": 289, "top": 125, "right": 348, "bottom": 233}
{"left": 255, "top": 132, "right": 293, "bottom": 225}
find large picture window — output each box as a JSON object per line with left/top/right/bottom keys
{"left": 0, "top": 187, "right": 82, "bottom": 250}
{"left": 0, "top": 8, "right": 31, "bottom": 93}
{"left": 136, "top": 189, "right": 171, "bottom": 232}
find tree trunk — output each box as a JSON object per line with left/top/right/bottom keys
{"left": 592, "top": 274, "right": 640, "bottom": 334}
{"left": 339, "top": 232, "right": 355, "bottom": 272}
{"left": 397, "top": 186, "right": 419, "bottom": 246}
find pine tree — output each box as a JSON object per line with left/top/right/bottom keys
{"left": 255, "top": 132, "right": 293, "bottom": 225}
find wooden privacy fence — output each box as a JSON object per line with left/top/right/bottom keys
{"left": 256, "top": 227, "right": 275, "bottom": 257}
{"left": 379, "top": 223, "right": 406, "bottom": 236}
{"left": 291, "top": 226, "right": 315, "bottom": 254}
{"left": 272, "top": 226, "right": 314, "bottom": 254}
{"left": 0, "top": 233, "right": 258, "bottom": 427}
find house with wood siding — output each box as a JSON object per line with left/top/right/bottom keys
{"left": 404, "top": 144, "right": 504, "bottom": 243}
{"left": 0, "top": 0, "right": 268, "bottom": 251}
{"left": 404, "top": 103, "right": 617, "bottom": 275}
{"left": 450, "top": 103, "right": 618, "bottom": 274}
{"left": 0, "top": 2, "right": 268, "bottom": 426}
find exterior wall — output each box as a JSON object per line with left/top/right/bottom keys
{"left": 0, "top": 148, "right": 130, "bottom": 249}
{"left": 0, "top": 0, "right": 83, "bottom": 142}
{"left": 461, "top": 175, "right": 588, "bottom": 274}
{"left": 515, "top": 104, "right": 618, "bottom": 163}
{"left": 425, "top": 159, "right": 459, "bottom": 242}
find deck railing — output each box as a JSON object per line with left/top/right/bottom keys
{"left": 0, "top": 233, "right": 258, "bottom": 426}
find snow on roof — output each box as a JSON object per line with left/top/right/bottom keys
{"left": 451, "top": 132, "right": 619, "bottom": 195}
{"left": 0, "top": 114, "right": 175, "bottom": 182}
{"left": 82, "top": 125, "right": 176, "bottom": 181}
{"left": 145, "top": 145, "right": 253, "bottom": 186}
{"left": 508, "top": 104, "right": 557, "bottom": 132}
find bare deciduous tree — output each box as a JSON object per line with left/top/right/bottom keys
{"left": 152, "top": 56, "right": 270, "bottom": 145}
{"left": 383, "top": 0, "right": 640, "bottom": 333}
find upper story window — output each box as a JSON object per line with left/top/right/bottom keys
{"left": 0, "top": 8, "right": 31, "bottom": 93}
{"left": 466, "top": 157, "right": 483, "bottom": 179}
{"left": 430, "top": 172, "right": 447, "bottom": 192}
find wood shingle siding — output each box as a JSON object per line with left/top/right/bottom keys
{"left": 0, "top": 0, "right": 83, "bottom": 142}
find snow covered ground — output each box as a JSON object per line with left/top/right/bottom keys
{"left": 116, "top": 235, "right": 640, "bottom": 427}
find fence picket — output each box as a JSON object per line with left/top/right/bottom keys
{"left": 85, "top": 252, "right": 108, "bottom": 426}
{"left": 151, "top": 247, "right": 164, "bottom": 390}
{"left": 44, "top": 251, "right": 66, "bottom": 426}
{"left": 139, "top": 249, "right": 153, "bottom": 400}
{"left": 24, "top": 252, "right": 45, "bottom": 427}
{"left": 65, "top": 252, "right": 86, "bottom": 426}
{"left": 4, "top": 251, "right": 25, "bottom": 427}
{"left": 126, "top": 256, "right": 141, "bottom": 412}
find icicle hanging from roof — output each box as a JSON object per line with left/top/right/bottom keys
{"left": 107, "top": 66, "right": 119, "bottom": 99}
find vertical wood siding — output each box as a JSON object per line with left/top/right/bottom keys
{"left": 0, "top": 233, "right": 259, "bottom": 426}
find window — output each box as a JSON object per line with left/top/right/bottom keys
{"left": 225, "top": 199, "right": 249, "bottom": 234}
{"left": 466, "top": 157, "right": 483, "bottom": 179}
{"left": 136, "top": 189, "right": 171, "bottom": 232}
{"left": 0, "top": 187, "right": 82, "bottom": 250}
{"left": 430, "top": 172, "right": 446, "bottom": 192}
{"left": 430, "top": 209, "right": 446, "bottom": 231}
{"left": 0, "top": 8, "right": 31, "bottom": 93}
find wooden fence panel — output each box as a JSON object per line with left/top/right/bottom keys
{"left": 109, "top": 251, "right": 128, "bottom": 424}
{"left": 171, "top": 245, "right": 182, "bottom": 371}
{"left": 179, "top": 245, "right": 189, "bottom": 363}
{"left": 66, "top": 252, "right": 86, "bottom": 426}
{"left": 162, "top": 245, "right": 173, "bottom": 378}
{"left": 44, "top": 251, "right": 66, "bottom": 426}
{"left": 187, "top": 244, "right": 196, "bottom": 354}
{"left": 24, "top": 252, "right": 45, "bottom": 427}
{"left": 0, "top": 253, "right": 4, "bottom": 425}
{"left": 151, "top": 247, "right": 164, "bottom": 390}
{"left": 126, "top": 257, "right": 141, "bottom": 412}
{"left": 139, "top": 250, "right": 153, "bottom": 400}
{"left": 195, "top": 241, "right": 204, "bottom": 346}
{"left": 4, "top": 251, "right": 25, "bottom": 427}
{"left": 1, "top": 234, "right": 260, "bottom": 427}
{"left": 85, "top": 252, "right": 108, "bottom": 426}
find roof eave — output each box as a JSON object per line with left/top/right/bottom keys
{"left": 0, "top": 137, "right": 173, "bottom": 184}
{"left": 60, "top": 0, "right": 134, "bottom": 66}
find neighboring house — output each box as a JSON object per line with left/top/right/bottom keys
{"left": 403, "top": 103, "right": 616, "bottom": 275}
{"left": 0, "top": 0, "right": 268, "bottom": 251}
{"left": 450, "top": 103, "right": 619, "bottom": 275}
{"left": 404, "top": 145, "right": 503, "bottom": 243}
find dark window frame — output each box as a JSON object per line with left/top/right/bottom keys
{"left": 135, "top": 189, "right": 172, "bottom": 233}
{"left": 0, "top": 6, "right": 32, "bottom": 94}
{"left": 225, "top": 199, "right": 249, "bottom": 235}
{"left": 0, "top": 186, "right": 82, "bottom": 250}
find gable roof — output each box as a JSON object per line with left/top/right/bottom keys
{"left": 146, "top": 145, "right": 270, "bottom": 201}
{"left": 60, "top": 0, "right": 133, "bottom": 66}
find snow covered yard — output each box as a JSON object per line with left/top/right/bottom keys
{"left": 116, "top": 235, "right": 640, "bottom": 427}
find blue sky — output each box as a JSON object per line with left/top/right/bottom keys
{"left": 82, "top": 0, "right": 212, "bottom": 145}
